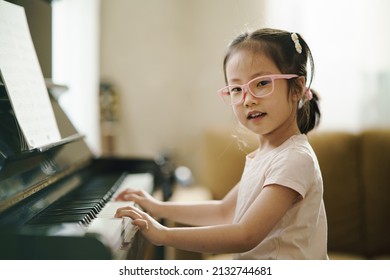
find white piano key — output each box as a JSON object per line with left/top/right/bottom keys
{"left": 85, "top": 173, "right": 153, "bottom": 255}
{"left": 114, "top": 173, "right": 154, "bottom": 196}
{"left": 96, "top": 201, "right": 135, "bottom": 218}
{"left": 86, "top": 218, "right": 123, "bottom": 250}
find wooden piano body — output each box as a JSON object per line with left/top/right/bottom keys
{"left": 0, "top": 82, "right": 163, "bottom": 259}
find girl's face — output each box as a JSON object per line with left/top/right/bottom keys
{"left": 225, "top": 49, "right": 301, "bottom": 141}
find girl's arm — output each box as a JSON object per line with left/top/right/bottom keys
{"left": 116, "top": 184, "right": 299, "bottom": 254}
{"left": 156, "top": 183, "right": 238, "bottom": 226}
{"left": 116, "top": 182, "right": 239, "bottom": 226}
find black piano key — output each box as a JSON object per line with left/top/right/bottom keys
{"left": 38, "top": 209, "right": 96, "bottom": 220}
{"left": 57, "top": 200, "right": 105, "bottom": 209}
{"left": 50, "top": 206, "right": 100, "bottom": 215}
{"left": 29, "top": 214, "right": 91, "bottom": 225}
{"left": 26, "top": 173, "right": 127, "bottom": 226}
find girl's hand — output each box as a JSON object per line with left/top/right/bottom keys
{"left": 115, "top": 206, "right": 167, "bottom": 246}
{"left": 115, "top": 189, "right": 161, "bottom": 217}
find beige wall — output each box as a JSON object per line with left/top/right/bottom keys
{"left": 99, "top": 0, "right": 266, "bottom": 177}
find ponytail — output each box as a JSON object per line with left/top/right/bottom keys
{"left": 297, "top": 89, "right": 321, "bottom": 134}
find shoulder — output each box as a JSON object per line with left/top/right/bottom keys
{"left": 275, "top": 135, "right": 316, "bottom": 166}
{"left": 264, "top": 135, "right": 319, "bottom": 197}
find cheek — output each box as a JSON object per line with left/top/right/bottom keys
{"left": 232, "top": 105, "right": 242, "bottom": 116}
{"left": 232, "top": 105, "right": 246, "bottom": 121}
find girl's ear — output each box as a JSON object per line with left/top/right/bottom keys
{"left": 291, "top": 76, "right": 306, "bottom": 102}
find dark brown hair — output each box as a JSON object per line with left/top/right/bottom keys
{"left": 223, "top": 28, "right": 320, "bottom": 134}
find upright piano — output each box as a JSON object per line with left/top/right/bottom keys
{"left": 0, "top": 81, "right": 164, "bottom": 259}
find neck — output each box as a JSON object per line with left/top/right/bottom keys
{"left": 257, "top": 117, "right": 301, "bottom": 154}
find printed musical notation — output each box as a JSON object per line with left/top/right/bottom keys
{"left": 0, "top": 0, "right": 61, "bottom": 150}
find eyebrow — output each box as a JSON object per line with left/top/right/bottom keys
{"left": 227, "top": 72, "right": 273, "bottom": 84}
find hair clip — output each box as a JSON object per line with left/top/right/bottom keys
{"left": 291, "top": 33, "right": 302, "bottom": 54}
{"left": 298, "top": 88, "right": 313, "bottom": 109}
{"left": 305, "top": 87, "right": 313, "bottom": 100}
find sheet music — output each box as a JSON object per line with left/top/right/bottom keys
{"left": 0, "top": 0, "right": 61, "bottom": 149}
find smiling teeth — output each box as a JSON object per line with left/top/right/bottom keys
{"left": 248, "top": 112, "right": 264, "bottom": 119}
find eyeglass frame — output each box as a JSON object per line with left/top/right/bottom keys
{"left": 217, "top": 74, "right": 299, "bottom": 105}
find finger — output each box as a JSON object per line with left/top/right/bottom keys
{"left": 115, "top": 189, "right": 143, "bottom": 201}
{"left": 132, "top": 219, "right": 149, "bottom": 231}
{"left": 115, "top": 205, "right": 134, "bottom": 212}
{"left": 129, "top": 206, "right": 149, "bottom": 217}
{"left": 115, "top": 189, "right": 133, "bottom": 201}
{"left": 125, "top": 193, "right": 143, "bottom": 201}
{"left": 116, "top": 193, "right": 136, "bottom": 202}
{"left": 115, "top": 208, "right": 143, "bottom": 219}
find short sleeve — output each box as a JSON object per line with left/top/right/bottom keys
{"left": 263, "top": 147, "right": 315, "bottom": 198}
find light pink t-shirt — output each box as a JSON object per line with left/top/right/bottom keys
{"left": 233, "top": 134, "right": 328, "bottom": 259}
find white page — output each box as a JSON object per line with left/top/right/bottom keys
{"left": 0, "top": 0, "right": 61, "bottom": 150}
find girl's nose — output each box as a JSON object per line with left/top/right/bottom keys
{"left": 243, "top": 89, "right": 258, "bottom": 107}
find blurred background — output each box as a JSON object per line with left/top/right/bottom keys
{"left": 11, "top": 0, "right": 390, "bottom": 181}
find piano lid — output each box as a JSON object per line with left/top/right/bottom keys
{"left": 0, "top": 82, "right": 94, "bottom": 213}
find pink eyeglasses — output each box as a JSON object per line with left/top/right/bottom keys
{"left": 217, "top": 74, "right": 298, "bottom": 105}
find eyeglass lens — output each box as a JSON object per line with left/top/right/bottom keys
{"left": 225, "top": 76, "right": 273, "bottom": 104}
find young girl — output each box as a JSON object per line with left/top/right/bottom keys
{"left": 115, "top": 28, "right": 328, "bottom": 260}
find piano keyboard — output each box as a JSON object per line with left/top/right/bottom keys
{"left": 27, "top": 172, "right": 154, "bottom": 259}
{"left": 86, "top": 173, "right": 153, "bottom": 258}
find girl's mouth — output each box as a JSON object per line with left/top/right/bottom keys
{"left": 247, "top": 111, "right": 266, "bottom": 120}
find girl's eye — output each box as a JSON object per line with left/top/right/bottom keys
{"left": 229, "top": 87, "right": 242, "bottom": 94}
{"left": 256, "top": 79, "right": 271, "bottom": 87}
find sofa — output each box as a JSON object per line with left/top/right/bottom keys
{"left": 167, "top": 127, "right": 390, "bottom": 260}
